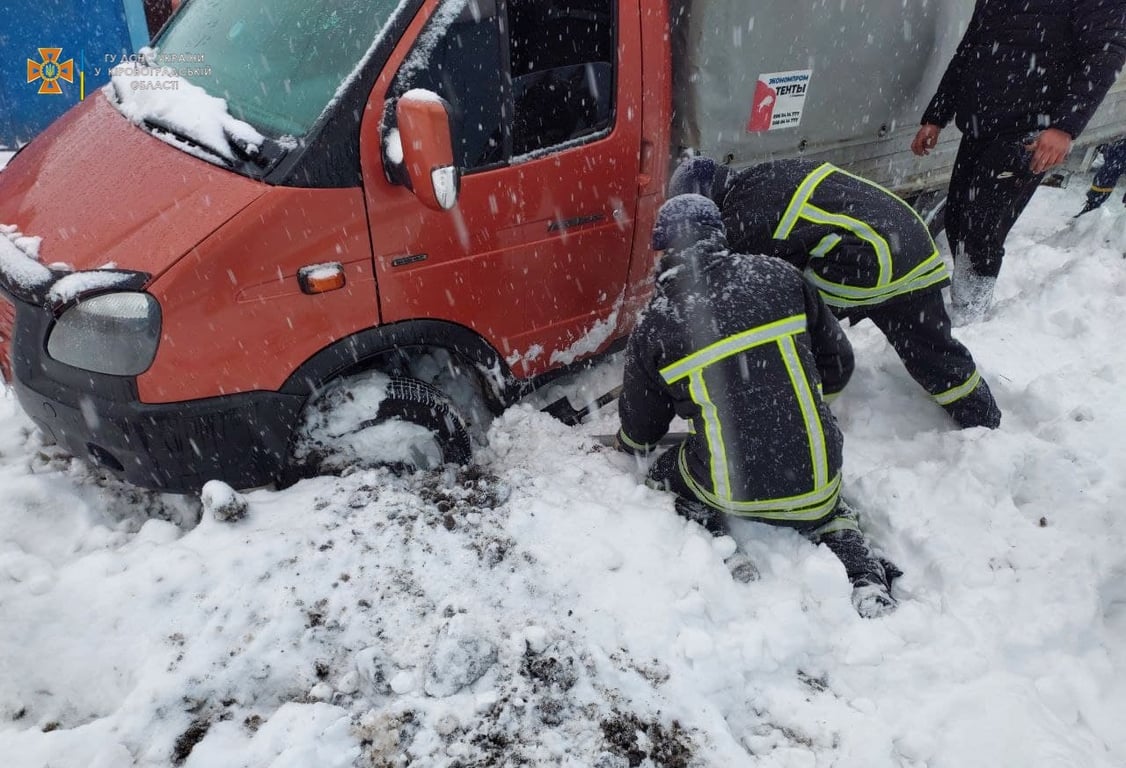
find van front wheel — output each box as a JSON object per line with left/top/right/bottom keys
{"left": 291, "top": 372, "right": 473, "bottom": 478}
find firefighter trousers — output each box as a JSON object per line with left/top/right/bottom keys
{"left": 850, "top": 289, "right": 1001, "bottom": 428}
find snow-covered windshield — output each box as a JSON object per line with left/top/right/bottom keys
{"left": 157, "top": 0, "right": 403, "bottom": 137}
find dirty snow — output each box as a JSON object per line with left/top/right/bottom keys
{"left": 2, "top": 182, "right": 1126, "bottom": 767}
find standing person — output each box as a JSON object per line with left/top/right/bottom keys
{"left": 616, "top": 194, "right": 897, "bottom": 618}
{"left": 1077, "top": 138, "right": 1126, "bottom": 217}
{"left": 669, "top": 155, "right": 1001, "bottom": 430}
{"left": 911, "top": 0, "right": 1126, "bottom": 322}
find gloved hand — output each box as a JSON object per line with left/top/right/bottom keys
{"left": 879, "top": 557, "right": 904, "bottom": 586}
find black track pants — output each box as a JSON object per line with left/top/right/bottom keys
{"left": 945, "top": 135, "right": 1044, "bottom": 278}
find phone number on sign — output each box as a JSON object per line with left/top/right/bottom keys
{"left": 130, "top": 80, "right": 180, "bottom": 91}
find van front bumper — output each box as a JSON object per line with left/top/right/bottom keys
{"left": 7, "top": 297, "right": 304, "bottom": 494}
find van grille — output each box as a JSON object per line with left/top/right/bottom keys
{"left": 0, "top": 297, "right": 13, "bottom": 383}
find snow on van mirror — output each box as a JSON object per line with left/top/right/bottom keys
{"left": 105, "top": 60, "right": 265, "bottom": 165}
{"left": 401, "top": 88, "right": 445, "bottom": 105}
{"left": 384, "top": 128, "right": 404, "bottom": 165}
{"left": 48, "top": 271, "right": 141, "bottom": 307}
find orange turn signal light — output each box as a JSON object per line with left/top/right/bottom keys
{"left": 298, "top": 263, "right": 346, "bottom": 295}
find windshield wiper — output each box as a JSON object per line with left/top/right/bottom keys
{"left": 141, "top": 116, "right": 234, "bottom": 166}
{"left": 223, "top": 129, "right": 287, "bottom": 169}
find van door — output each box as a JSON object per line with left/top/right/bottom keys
{"left": 360, "top": 0, "right": 642, "bottom": 379}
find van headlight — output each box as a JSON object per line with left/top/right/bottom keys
{"left": 47, "top": 293, "right": 162, "bottom": 375}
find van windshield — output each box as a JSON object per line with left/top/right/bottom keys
{"left": 158, "top": 0, "right": 403, "bottom": 137}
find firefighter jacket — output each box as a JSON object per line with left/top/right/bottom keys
{"left": 922, "top": 0, "right": 1126, "bottom": 140}
{"left": 711, "top": 160, "right": 948, "bottom": 311}
{"left": 1091, "top": 139, "right": 1126, "bottom": 204}
{"left": 617, "top": 228, "right": 854, "bottom": 522}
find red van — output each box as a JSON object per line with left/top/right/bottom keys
{"left": 2, "top": 0, "right": 1122, "bottom": 491}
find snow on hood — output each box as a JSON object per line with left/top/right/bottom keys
{"left": 107, "top": 56, "right": 265, "bottom": 164}
{"left": 0, "top": 95, "right": 265, "bottom": 279}
{"left": 0, "top": 225, "right": 51, "bottom": 294}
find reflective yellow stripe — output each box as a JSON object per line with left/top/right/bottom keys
{"left": 831, "top": 165, "right": 938, "bottom": 236}
{"left": 801, "top": 204, "right": 893, "bottom": 286}
{"left": 779, "top": 163, "right": 949, "bottom": 304}
{"left": 779, "top": 336, "right": 828, "bottom": 487}
{"left": 774, "top": 163, "right": 836, "bottom": 240}
{"left": 663, "top": 317, "right": 804, "bottom": 503}
{"left": 933, "top": 370, "right": 982, "bottom": 406}
{"left": 1091, "top": 185, "right": 1114, "bottom": 193}
{"left": 809, "top": 512, "right": 861, "bottom": 537}
{"left": 810, "top": 234, "right": 842, "bottom": 258}
{"left": 679, "top": 446, "right": 841, "bottom": 519}
{"left": 687, "top": 370, "right": 732, "bottom": 501}
{"left": 660, "top": 315, "right": 833, "bottom": 515}
{"left": 617, "top": 429, "right": 657, "bottom": 453}
{"left": 807, "top": 256, "right": 949, "bottom": 307}
{"left": 660, "top": 314, "right": 807, "bottom": 383}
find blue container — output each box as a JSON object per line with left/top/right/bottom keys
{"left": 0, "top": 0, "right": 150, "bottom": 147}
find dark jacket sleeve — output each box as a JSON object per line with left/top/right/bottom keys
{"left": 1052, "top": 0, "right": 1126, "bottom": 138}
{"left": 617, "top": 322, "right": 676, "bottom": 454}
{"left": 801, "top": 277, "right": 853, "bottom": 396}
{"left": 921, "top": 1, "right": 988, "bottom": 127}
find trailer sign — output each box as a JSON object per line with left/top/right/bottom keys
{"left": 747, "top": 69, "right": 813, "bottom": 132}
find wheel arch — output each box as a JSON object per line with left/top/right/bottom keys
{"left": 279, "top": 318, "right": 518, "bottom": 414}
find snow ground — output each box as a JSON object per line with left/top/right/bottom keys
{"left": 2, "top": 177, "right": 1126, "bottom": 767}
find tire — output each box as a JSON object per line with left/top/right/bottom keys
{"left": 909, "top": 189, "right": 947, "bottom": 238}
{"left": 375, "top": 377, "right": 473, "bottom": 465}
{"left": 290, "top": 373, "right": 472, "bottom": 479}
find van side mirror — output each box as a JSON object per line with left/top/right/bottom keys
{"left": 396, "top": 90, "right": 460, "bottom": 211}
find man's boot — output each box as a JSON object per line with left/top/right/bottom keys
{"left": 942, "top": 378, "right": 1002, "bottom": 429}
{"left": 950, "top": 258, "right": 996, "bottom": 325}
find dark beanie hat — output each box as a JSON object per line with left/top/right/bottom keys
{"left": 651, "top": 194, "right": 725, "bottom": 251}
{"left": 668, "top": 155, "right": 719, "bottom": 200}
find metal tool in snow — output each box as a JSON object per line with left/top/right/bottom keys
{"left": 589, "top": 432, "right": 689, "bottom": 448}
{"left": 541, "top": 384, "right": 623, "bottom": 426}
{"left": 541, "top": 384, "right": 687, "bottom": 447}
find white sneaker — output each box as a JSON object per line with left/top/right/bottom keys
{"left": 950, "top": 260, "right": 996, "bottom": 325}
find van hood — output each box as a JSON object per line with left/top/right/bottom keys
{"left": 0, "top": 93, "right": 266, "bottom": 279}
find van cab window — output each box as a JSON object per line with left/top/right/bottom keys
{"left": 391, "top": 0, "right": 615, "bottom": 172}
{"left": 392, "top": 0, "right": 506, "bottom": 169}
{"left": 508, "top": 0, "right": 614, "bottom": 156}
{"left": 159, "top": 0, "right": 402, "bottom": 137}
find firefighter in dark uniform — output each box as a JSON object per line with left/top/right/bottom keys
{"left": 616, "top": 194, "right": 897, "bottom": 618}
{"left": 1078, "top": 138, "right": 1126, "bottom": 217}
{"left": 669, "top": 155, "right": 1001, "bottom": 430}
{"left": 912, "top": 0, "right": 1126, "bottom": 321}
